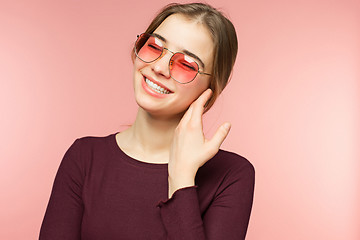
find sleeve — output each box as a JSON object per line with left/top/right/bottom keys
{"left": 39, "top": 139, "right": 85, "bottom": 240}
{"left": 156, "top": 162, "right": 255, "bottom": 240}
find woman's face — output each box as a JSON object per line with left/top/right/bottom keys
{"left": 133, "top": 14, "right": 214, "bottom": 119}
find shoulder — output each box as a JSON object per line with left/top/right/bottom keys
{"left": 210, "top": 149, "right": 255, "bottom": 175}
{"left": 196, "top": 149, "right": 255, "bottom": 201}
{"left": 198, "top": 149, "right": 255, "bottom": 187}
{"left": 69, "top": 132, "right": 115, "bottom": 153}
{"left": 61, "top": 133, "right": 116, "bottom": 167}
{"left": 74, "top": 132, "right": 112, "bottom": 145}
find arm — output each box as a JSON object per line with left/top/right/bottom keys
{"left": 158, "top": 89, "right": 254, "bottom": 239}
{"left": 167, "top": 89, "right": 231, "bottom": 198}
{"left": 202, "top": 162, "right": 255, "bottom": 239}
{"left": 39, "top": 139, "right": 84, "bottom": 240}
{"left": 157, "top": 161, "right": 255, "bottom": 240}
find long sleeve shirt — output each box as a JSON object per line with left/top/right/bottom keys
{"left": 39, "top": 132, "right": 255, "bottom": 240}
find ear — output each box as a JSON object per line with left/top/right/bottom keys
{"left": 203, "top": 97, "right": 212, "bottom": 113}
{"left": 204, "top": 81, "right": 219, "bottom": 113}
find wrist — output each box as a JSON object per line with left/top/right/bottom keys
{"left": 168, "top": 175, "right": 195, "bottom": 186}
{"left": 168, "top": 175, "right": 195, "bottom": 198}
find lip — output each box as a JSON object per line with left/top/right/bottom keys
{"left": 141, "top": 76, "right": 173, "bottom": 98}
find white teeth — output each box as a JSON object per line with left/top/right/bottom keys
{"left": 145, "top": 78, "right": 170, "bottom": 94}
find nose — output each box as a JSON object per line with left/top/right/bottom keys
{"left": 151, "top": 49, "right": 172, "bottom": 79}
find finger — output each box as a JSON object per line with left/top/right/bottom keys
{"left": 191, "top": 89, "right": 212, "bottom": 121}
{"left": 178, "top": 104, "right": 193, "bottom": 127}
{"left": 208, "top": 122, "right": 231, "bottom": 153}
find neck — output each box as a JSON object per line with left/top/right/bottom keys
{"left": 124, "top": 108, "right": 183, "bottom": 156}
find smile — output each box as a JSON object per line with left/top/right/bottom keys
{"left": 145, "top": 78, "right": 171, "bottom": 94}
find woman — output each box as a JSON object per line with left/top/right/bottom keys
{"left": 40, "top": 3, "right": 255, "bottom": 240}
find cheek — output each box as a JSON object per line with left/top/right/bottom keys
{"left": 188, "top": 76, "right": 211, "bottom": 94}
{"left": 133, "top": 60, "right": 147, "bottom": 83}
{"left": 133, "top": 58, "right": 145, "bottom": 72}
{"left": 177, "top": 77, "right": 210, "bottom": 102}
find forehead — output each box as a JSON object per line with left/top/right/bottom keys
{"left": 153, "top": 14, "right": 214, "bottom": 70}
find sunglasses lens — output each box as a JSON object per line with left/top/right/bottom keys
{"left": 170, "top": 53, "right": 199, "bottom": 83}
{"left": 135, "top": 34, "right": 163, "bottom": 62}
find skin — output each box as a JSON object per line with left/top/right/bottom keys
{"left": 116, "top": 14, "right": 231, "bottom": 198}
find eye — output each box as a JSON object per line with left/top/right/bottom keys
{"left": 146, "top": 43, "right": 162, "bottom": 52}
{"left": 180, "top": 62, "right": 196, "bottom": 71}
{"left": 175, "top": 59, "right": 197, "bottom": 72}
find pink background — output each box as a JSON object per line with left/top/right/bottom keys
{"left": 1, "top": 0, "right": 359, "bottom": 239}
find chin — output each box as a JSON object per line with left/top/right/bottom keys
{"left": 135, "top": 96, "right": 188, "bottom": 120}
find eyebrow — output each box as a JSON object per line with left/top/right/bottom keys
{"left": 152, "top": 33, "right": 206, "bottom": 69}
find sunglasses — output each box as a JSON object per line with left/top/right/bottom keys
{"left": 134, "top": 33, "right": 211, "bottom": 84}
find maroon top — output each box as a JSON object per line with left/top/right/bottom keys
{"left": 40, "top": 132, "right": 255, "bottom": 240}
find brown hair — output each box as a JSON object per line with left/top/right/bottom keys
{"left": 132, "top": 3, "right": 238, "bottom": 112}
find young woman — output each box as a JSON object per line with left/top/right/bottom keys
{"left": 40, "top": 3, "right": 255, "bottom": 240}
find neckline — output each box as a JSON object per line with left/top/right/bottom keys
{"left": 110, "top": 132, "right": 168, "bottom": 170}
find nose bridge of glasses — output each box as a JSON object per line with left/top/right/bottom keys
{"left": 159, "top": 47, "right": 175, "bottom": 62}
{"left": 156, "top": 47, "right": 174, "bottom": 67}
{"left": 163, "top": 47, "right": 175, "bottom": 55}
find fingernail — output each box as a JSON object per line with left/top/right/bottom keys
{"left": 224, "top": 123, "right": 231, "bottom": 130}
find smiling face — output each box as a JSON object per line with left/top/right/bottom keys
{"left": 133, "top": 14, "right": 214, "bottom": 119}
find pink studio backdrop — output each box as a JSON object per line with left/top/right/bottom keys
{"left": 0, "top": 0, "right": 359, "bottom": 239}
